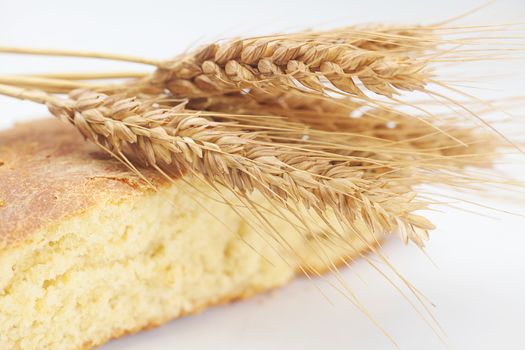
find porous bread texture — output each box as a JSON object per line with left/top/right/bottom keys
{"left": 0, "top": 179, "right": 376, "bottom": 350}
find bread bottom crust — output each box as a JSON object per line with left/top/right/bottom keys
{"left": 87, "top": 243, "right": 377, "bottom": 350}
{"left": 82, "top": 282, "right": 282, "bottom": 350}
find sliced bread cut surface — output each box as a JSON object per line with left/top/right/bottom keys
{"left": 0, "top": 119, "right": 379, "bottom": 350}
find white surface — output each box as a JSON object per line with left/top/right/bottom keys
{"left": 1, "top": 1, "right": 524, "bottom": 349}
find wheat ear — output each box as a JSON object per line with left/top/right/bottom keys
{"left": 149, "top": 33, "right": 432, "bottom": 99}
{"left": 0, "top": 83, "right": 438, "bottom": 247}
{"left": 190, "top": 91, "right": 498, "bottom": 166}
{"left": 0, "top": 24, "right": 437, "bottom": 99}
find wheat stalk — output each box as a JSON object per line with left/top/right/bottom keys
{"left": 149, "top": 33, "right": 433, "bottom": 99}
{"left": 0, "top": 83, "right": 442, "bottom": 247}
{"left": 0, "top": 20, "right": 516, "bottom": 250}
{"left": 0, "top": 22, "right": 517, "bottom": 109}
{"left": 0, "top": 24, "right": 439, "bottom": 100}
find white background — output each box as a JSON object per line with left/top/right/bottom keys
{"left": 1, "top": 1, "right": 525, "bottom": 349}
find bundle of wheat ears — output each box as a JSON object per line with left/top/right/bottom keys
{"left": 0, "top": 12, "right": 523, "bottom": 349}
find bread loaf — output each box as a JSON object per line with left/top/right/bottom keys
{"left": 0, "top": 119, "right": 379, "bottom": 350}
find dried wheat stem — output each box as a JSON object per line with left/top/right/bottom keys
{"left": 0, "top": 75, "right": 113, "bottom": 92}
{"left": 28, "top": 71, "right": 149, "bottom": 80}
{"left": 0, "top": 83, "right": 58, "bottom": 104}
{"left": 0, "top": 46, "right": 161, "bottom": 66}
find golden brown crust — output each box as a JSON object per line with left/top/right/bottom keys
{"left": 0, "top": 118, "right": 164, "bottom": 249}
